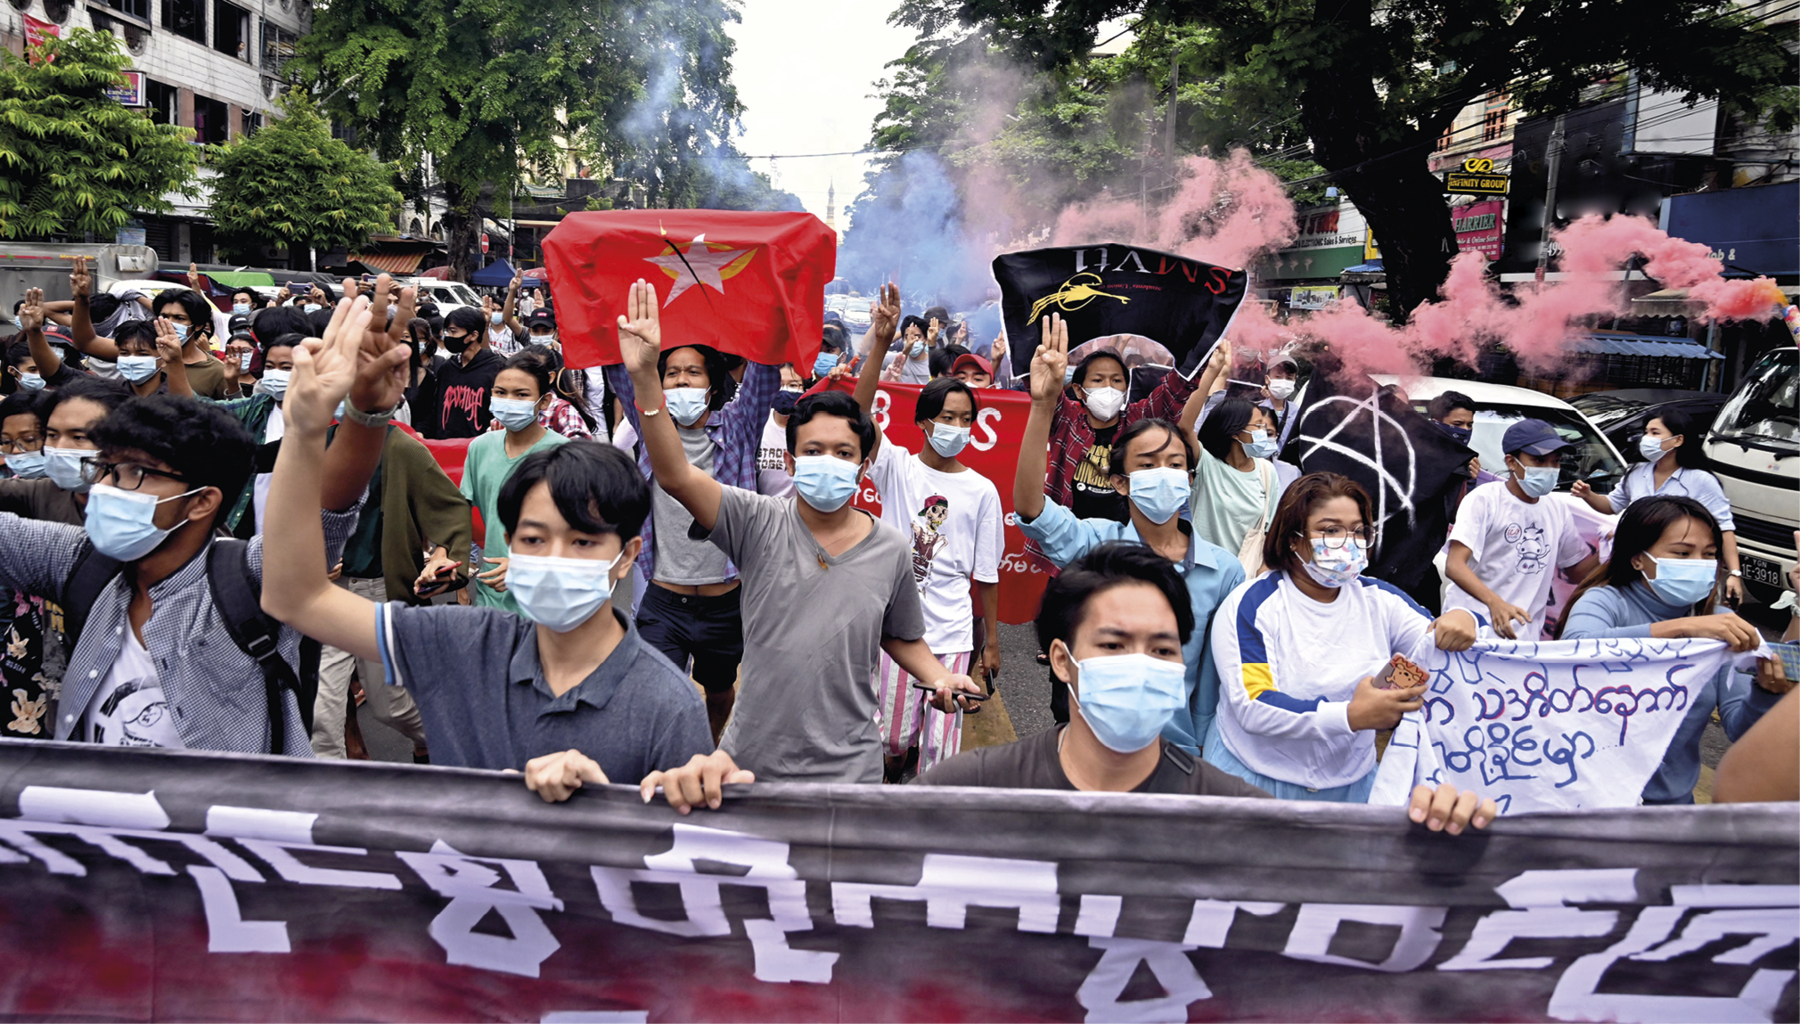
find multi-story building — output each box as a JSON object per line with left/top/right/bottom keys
{"left": 2, "top": 0, "right": 309, "bottom": 261}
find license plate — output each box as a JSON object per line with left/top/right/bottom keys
{"left": 1741, "top": 554, "right": 1784, "bottom": 588}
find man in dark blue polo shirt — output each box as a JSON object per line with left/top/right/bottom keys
{"left": 259, "top": 298, "right": 711, "bottom": 796}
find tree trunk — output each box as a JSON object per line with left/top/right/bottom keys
{"left": 1295, "top": 0, "right": 1457, "bottom": 323}
{"left": 443, "top": 179, "right": 480, "bottom": 283}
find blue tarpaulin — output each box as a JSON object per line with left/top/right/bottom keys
{"left": 469, "top": 259, "right": 545, "bottom": 288}
{"left": 1573, "top": 334, "right": 1724, "bottom": 360}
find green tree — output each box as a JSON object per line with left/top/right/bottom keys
{"left": 206, "top": 89, "right": 401, "bottom": 268}
{"left": 297, "top": 0, "right": 752, "bottom": 280}
{"left": 890, "top": 0, "right": 1798, "bottom": 318}
{"left": 0, "top": 28, "right": 199, "bottom": 240}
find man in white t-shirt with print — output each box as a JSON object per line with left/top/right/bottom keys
{"left": 1444, "top": 418, "right": 1600, "bottom": 640}
{"left": 755, "top": 363, "right": 803, "bottom": 499}
{"left": 851, "top": 287, "right": 1004, "bottom": 780}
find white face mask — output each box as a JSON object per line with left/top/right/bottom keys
{"left": 1266, "top": 378, "right": 1296, "bottom": 400}
{"left": 1083, "top": 386, "right": 1126, "bottom": 422}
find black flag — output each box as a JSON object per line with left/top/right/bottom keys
{"left": 1292, "top": 376, "right": 1475, "bottom": 597}
{"left": 992, "top": 244, "right": 1248, "bottom": 378}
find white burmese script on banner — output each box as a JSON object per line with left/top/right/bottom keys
{"left": 1371, "top": 637, "right": 1767, "bottom": 812}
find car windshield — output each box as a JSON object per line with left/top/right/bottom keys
{"left": 1711, "top": 349, "right": 1798, "bottom": 446}
{"left": 1568, "top": 395, "right": 1645, "bottom": 429}
{"left": 1452, "top": 404, "right": 1627, "bottom": 494}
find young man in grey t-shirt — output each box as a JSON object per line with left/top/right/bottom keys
{"left": 616, "top": 280, "right": 983, "bottom": 797}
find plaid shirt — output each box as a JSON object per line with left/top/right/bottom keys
{"left": 605, "top": 361, "right": 782, "bottom": 583}
{"left": 1043, "top": 369, "right": 1201, "bottom": 509}
{"left": 0, "top": 506, "right": 360, "bottom": 757}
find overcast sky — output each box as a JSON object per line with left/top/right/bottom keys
{"left": 726, "top": 1, "right": 919, "bottom": 234}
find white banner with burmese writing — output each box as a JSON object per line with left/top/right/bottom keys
{"left": 1371, "top": 637, "right": 1764, "bottom": 813}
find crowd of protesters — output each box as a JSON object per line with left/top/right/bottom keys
{"left": 1, "top": 261, "right": 1794, "bottom": 829}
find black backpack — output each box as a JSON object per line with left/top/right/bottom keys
{"left": 60, "top": 538, "right": 320, "bottom": 755}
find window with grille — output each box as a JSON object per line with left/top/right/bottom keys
{"left": 262, "top": 22, "right": 298, "bottom": 78}
{"left": 105, "top": 0, "right": 150, "bottom": 23}
{"left": 1483, "top": 109, "right": 1508, "bottom": 142}
{"left": 213, "top": 0, "right": 249, "bottom": 59}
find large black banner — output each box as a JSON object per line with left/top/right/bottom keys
{"left": 992, "top": 244, "right": 1249, "bottom": 379}
{"left": 0, "top": 739, "right": 1795, "bottom": 1022}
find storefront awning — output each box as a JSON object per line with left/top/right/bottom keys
{"left": 349, "top": 251, "right": 428, "bottom": 275}
{"left": 1571, "top": 334, "right": 1724, "bottom": 360}
{"left": 1631, "top": 285, "right": 1800, "bottom": 316}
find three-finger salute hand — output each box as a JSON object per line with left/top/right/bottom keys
{"left": 640, "top": 751, "right": 754, "bottom": 814}
{"left": 1030, "top": 313, "right": 1069, "bottom": 403}
{"left": 616, "top": 279, "right": 663, "bottom": 377}
{"left": 524, "top": 749, "right": 609, "bottom": 803}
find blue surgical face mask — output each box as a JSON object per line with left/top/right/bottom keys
{"left": 44, "top": 447, "right": 93, "bottom": 491}
{"left": 665, "top": 387, "right": 709, "bottom": 427}
{"left": 1242, "top": 429, "right": 1279, "bottom": 460}
{"left": 5, "top": 449, "right": 46, "bottom": 480}
{"left": 169, "top": 322, "right": 188, "bottom": 343}
{"left": 812, "top": 352, "right": 839, "bottom": 377}
{"left": 1299, "top": 536, "right": 1368, "bottom": 588}
{"left": 260, "top": 368, "right": 291, "bottom": 399}
{"left": 1644, "top": 557, "right": 1717, "bottom": 606}
{"left": 1066, "top": 648, "right": 1188, "bottom": 753}
{"left": 117, "top": 355, "right": 160, "bottom": 383}
{"left": 791, "top": 454, "right": 861, "bottom": 513}
{"left": 1638, "top": 434, "right": 1671, "bottom": 463}
{"left": 508, "top": 551, "right": 624, "bottom": 633}
{"left": 908, "top": 339, "right": 925, "bottom": 358}
{"left": 1514, "top": 462, "right": 1560, "bottom": 498}
{"left": 16, "top": 372, "right": 45, "bottom": 392}
{"left": 490, "top": 311, "right": 504, "bottom": 326}
{"left": 926, "top": 422, "right": 970, "bottom": 458}
{"left": 1127, "top": 467, "right": 1189, "bottom": 525}
{"left": 303, "top": 303, "right": 322, "bottom": 314}
{"left": 232, "top": 302, "right": 251, "bottom": 315}
{"left": 83, "top": 482, "right": 201, "bottom": 561}
{"left": 490, "top": 397, "right": 540, "bottom": 432}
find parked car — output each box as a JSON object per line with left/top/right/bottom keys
{"left": 1705, "top": 347, "right": 1798, "bottom": 607}
{"left": 401, "top": 278, "right": 481, "bottom": 314}
{"left": 1570, "top": 389, "right": 1729, "bottom": 462}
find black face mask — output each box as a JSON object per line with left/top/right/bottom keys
{"left": 442, "top": 332, "right": 471, "bottom": 354}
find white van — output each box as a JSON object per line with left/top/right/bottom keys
{"left": 1705, "top": 347, "right": 1798, "bottom": 606}
{"left": 401, "top": 278, "right": 481, "bottom": 314}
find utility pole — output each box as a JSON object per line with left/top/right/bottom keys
{"left": 1165, "top": 55, "right": 1180, "bottom": 171}
{"left": 1535, "top": 113, "right": 1566, "bottom": 283}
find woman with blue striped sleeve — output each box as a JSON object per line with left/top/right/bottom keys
{"left": 1206, "top": 473, "right": 1481, "bottom": 800}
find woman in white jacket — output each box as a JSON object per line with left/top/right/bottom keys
{"left": 1205, "top": 472, "right": 1481, "bottom": 800}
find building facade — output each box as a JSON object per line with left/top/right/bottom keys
{"left": 2, "top": 0, "right": 308, "bottom": 261}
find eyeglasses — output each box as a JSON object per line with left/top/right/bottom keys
{"left": 81, "top": 459, "right": 189, "bottom": 491}
{"left": 0, "top": 436, "right": 43, "bottom": 454}
{"left": 1303, "top": 526, "right": 1373, "bottom": 550}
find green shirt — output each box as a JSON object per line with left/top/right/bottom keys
{"left": 459, "top": 428, "right": 568, "bottom": 613}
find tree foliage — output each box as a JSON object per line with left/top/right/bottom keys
{"left": 206, "top": 89, "right": 401, "bottom": 266}
{"left": 886, "top": 0, "right": 1799, "bottom": 317}
{"left": 296, "top": 0, "right": 783, "bottom": 278}
{"left": 0, "top": 28, "right": 199, "bottom": 241}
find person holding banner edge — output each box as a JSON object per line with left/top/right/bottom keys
{"left": 1206, "top": 473, "right": 1483, "bottom": 801}
{"left": 1555, "top": 496, "right": 1788, "bottom": 804}
{"left": 258, "top": 294, "right": 713, "bottom": 792}
{"left": 1014, "top": 312, "right": 1245, "bottom": 753}
{"left": 617, "top": 279, "right": 983, "bottom": 804}
{"left": 918, "top": 541, "right": 1498, "bottom": 834}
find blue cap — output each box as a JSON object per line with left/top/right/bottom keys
{"left": 1502, "top": 417, "right": 1573, "bottom": 457}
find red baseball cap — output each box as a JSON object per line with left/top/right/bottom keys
{"left": 952, "top": 353, "right": 993, "bottom": 377}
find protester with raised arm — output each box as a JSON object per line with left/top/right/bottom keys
{"left": 259, "top": 296, "right": 711, "bottom": 788}
{"left": 1013, "top": 313, "right": 1245, "bottom": 744}
{"left": 614, "top": 278, "right": 981, "bottom": 804}
{"left": 850, "top": 283, "right": 1005, "bottom": 780}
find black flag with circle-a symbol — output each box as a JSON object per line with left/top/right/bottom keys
{"left": 1292, "top": 376, "right": 1475, "bottom": 595}
{"left": 992, "top": 244, "right": 1248, "bottom": 380}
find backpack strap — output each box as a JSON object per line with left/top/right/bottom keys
{"left": 206, "top": 539, "right": 303, "bottom": 755}
{"left": 59, "top": 540, "right": 125, "bottom": 651}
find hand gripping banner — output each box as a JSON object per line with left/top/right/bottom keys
{"left": 0, "top": 740, "right": 1794, "bottom": 1022}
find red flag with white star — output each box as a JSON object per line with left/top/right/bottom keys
{"left": 542, "top": 210, "right": 838, "bottom": 370}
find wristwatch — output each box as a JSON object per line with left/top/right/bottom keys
{"left": 1727, "top": 569, "right": 1743, "bottom": 578}
{"left": 339, "top": 401, "right": 398, "bottom": 428}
